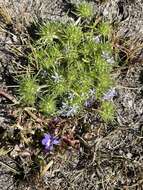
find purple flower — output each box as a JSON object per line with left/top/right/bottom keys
{"left": 84, "top": 98, "right": 95, "bottom": 108}
{"left": 42, "top": 133, "right": 60, "bottom": 151}
{"left": 103, "top": 88, "right": 117, "bottom": 100}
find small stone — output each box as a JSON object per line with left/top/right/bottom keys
{"left": 126, "top": 153, "right": 132, "bottom": 159}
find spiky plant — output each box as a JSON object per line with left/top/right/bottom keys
{"left": 39, "top": 96, "right": 57, "bottom": 116}
{"left": 98, "top": 22, "right": 111, "bottom": 37}
{"left": 63, "top": 24, "right": 83, "bottom": 45}
{"left": 39, "top": 22, "right": 62, "bottom": 44}
{"left": 19, "top": 76, "right": 39, "bottom": 105}
{"left": 99, "top": 101, "right": 115, "bottom": 122}
{"left": 76, "top": 2, "right": 94, "bottom": 19}
{"left": 18, "top": 2, "right": 117, "bottom": 121}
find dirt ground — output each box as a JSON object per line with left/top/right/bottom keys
{"left": 0, "top": 0, "right": 143, "bottom": 189}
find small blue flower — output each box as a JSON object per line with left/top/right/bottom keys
{"left": 89, "top": 88, "right": 96, "bottom": 96}
{"left": 102, "top": 51, "right": 115, "bottom": 64}
{"left": 42, "top": 133, "right": 60, "bottom": 151}
{"left": 51, "top": 72, "right": 62, "bottom": 83}
{"left": 93, "top": 35, "right": 100, "bottom": 43}
{"left": 59, "top": 102, "right": 79, "bottom": 117}
{"left": 84, "top": 98, "right": 95, "bottom": 108}
{"left": 103, "top": 88, "right": 116, "bottom": 100}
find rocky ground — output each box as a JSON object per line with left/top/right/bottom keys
{"left": 0, "top": 0, "right": 143, "bottom": 189}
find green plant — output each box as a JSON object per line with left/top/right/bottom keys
{"left": 64, "top": 24, "right": 83, "bottom": 45}
{"left": 19, "top": 76, "right": 39, "bottom": 105}
{"left": 75, "top": 2, "right": 94, "bottom": 19}
{"left": 100, "top": 101, "right": 115, "bottom": 122}
{"left": 98, "top": 22, "right": 111, "bottom": 37}
{"left": 18, "top": 2, "right": 116, "bottom": 121}
{"left": 38, "top": 22, "right": 62, "bottom": 44}
{"left": 39, "top": 96, "right": 57, "bottom": 116}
